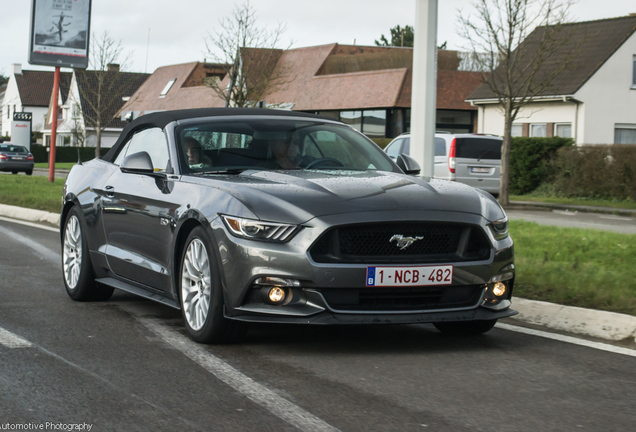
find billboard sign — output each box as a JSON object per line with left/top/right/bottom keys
{"left": 11, "top": 112, "right": 33, "bottom": 150}
{"left": 28, "top": 0, "right": 92, "bottom": 69}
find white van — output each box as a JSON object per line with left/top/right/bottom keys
{"left": 384, "top": 132, "right": 502, "bottom": 195}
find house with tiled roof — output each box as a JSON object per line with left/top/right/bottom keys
{"left": 42, "top": 65, "right": 149, "bottom": 148}
{"left": 467, "top": 14, "right": 636, "bottom": 145}
{"left": 121, "top": 45, "right": 484, "bottom": 138}
{"left": 1, "top": 63, "right": 71, "bottom": 138}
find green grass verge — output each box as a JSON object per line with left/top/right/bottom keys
{"left": 510, "top": 194, "right": 636, "bottom": 210}
{"left": 34, "top": 162, "right": 76, "bottom": 170}
{"left": 0, "top": 175, "right": 64, "bottom": 213}
{"left": 510, "top": 220, "right": 636, "bottom": 316}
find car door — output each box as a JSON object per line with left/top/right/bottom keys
{"left": 100, "top": 127, "right": 180, "bottom": 293}
{"left": 454, "top": 137, "right": 502, "bottom": 193}
{"left": 433, "top": 137, "right": 450, "bottom": 180}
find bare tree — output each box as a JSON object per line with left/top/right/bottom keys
{"left": 458, "top": 0, "right": 576, "bottom": 205}
{"left": 74, "top": 31, "right": 136, "bottom": 158}
{"left": 69, "top": 102, "right": 85, "bottom": 147}
{"left": 204, "top": 1, "right": 292, "bottom": 108}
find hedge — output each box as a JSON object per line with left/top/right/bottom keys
{"left": 550, "top": 145, "right": 636, "bottom": 201}
{"left": 30, "top": 145, "right": 108, "bottom": 163}
{"left": 509, "top": 137, "right": 574, "bottom": 195}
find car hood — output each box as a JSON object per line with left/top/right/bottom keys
{"left": 186, "top": 169, "right": 504, "bottom": 224}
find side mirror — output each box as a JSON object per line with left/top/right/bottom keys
{"left": 396, "top": 153, "right": 421, "bottom": 175}
{"left": 120, "top": 151, "right": 154, "bottom": 175}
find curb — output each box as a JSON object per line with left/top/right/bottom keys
{"left": 506, "top": 200, "right": 636, "bottom": 217}
{"left": 512, "top": 298, "right": 636, "bottom": 343}
{"left": 0, "top": 204, "right": 635, "bottom": 343}
{"left": 0, "top": 203, "right": 60, "bottom": 227}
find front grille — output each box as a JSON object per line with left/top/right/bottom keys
{"left": 310, "top": 222, "right": 491, "bottom": 264}
{"left": 319, "top": 285, "right": 484, "bottom": 311}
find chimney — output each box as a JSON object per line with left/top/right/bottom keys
{"left": 12, "top": 63, "right": 22, "bottom": 75}
{"left": 107, "top": 63, "right": 120, "bottom": 72}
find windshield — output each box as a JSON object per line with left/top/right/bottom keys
{"left": 0, "top": 145, "right": 28, "bottom": 153}
{"left": 176, "top": 119, "right": 396, "bottom": 174}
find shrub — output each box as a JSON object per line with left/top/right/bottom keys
{"left": 370, "top": 138, "right": 392, "bottom": 149}
{"left": 30, "top": 145, "right": 108, "bottom": 163}
{"left": 551, "top": 145, "right": 636, "bottom": 201}
{"left": 509, "top": 137, "right": 574, "bottom": 195}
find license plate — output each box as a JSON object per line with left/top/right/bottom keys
{"left": 366, "top": 265, "right": 453, "bottom": 287}
{"left": 12, "top": 157, "right": 25, "bottom": 161}
{"left": 470, "top": 167, "right": 490, "bottom": 173}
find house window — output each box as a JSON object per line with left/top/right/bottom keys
{"left": 511, "top": 124, "right": 522, "bottom": 137}
{"left": 555, "top": 123, "right": 572, "bottom": 138}
{"left": 615, "top": 124, "right": 636, "bottom": 144}
{"left": 531, "top": 124, "right": 547, "bottom": 137}
{"left": 632, "top": 55, "right": 636, "bottom": 88}
{"left": 340, "top": 111, "right": 362, "bottom": 132}
{"left": 362, "top": 110, "right": 386, "bottom": 138}
{"left": 159, "top": 79, "right": 176, "bottom": 97}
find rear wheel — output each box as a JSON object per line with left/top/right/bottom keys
{"left": 62, "top": 207, "right": 114, "bottom": 301}
{"left": 25, "top": 170, "right": 32, "bottom": 176}
{"left": 179, "top": 226, "right": 247, "bottom": 344}
{"left": 11, "top": 171, "right": 17, "bottom": 175}
{"left": 433, "top": 319, "right": 497, "bottom": 336}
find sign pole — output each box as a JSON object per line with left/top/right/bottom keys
{"left": 48, "top": 66, "right": 60, "bottom": 183}
{"left": 410, "top": 0, "right": 438, "bottom": 177}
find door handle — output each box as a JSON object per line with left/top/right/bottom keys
{"left": 105, "top": 185, "right": 115, "bottom": 197}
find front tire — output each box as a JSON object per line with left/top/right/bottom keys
{"left": 179, "top": 226, "right": 246, "bottom": 344}
{"left": 433, "top": 319, "right": 497, "bottom": 336}
{"left": 62, "top": 207, "right": 114, "bottom": 301}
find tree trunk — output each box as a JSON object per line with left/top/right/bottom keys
{"left": 95, "top": 120, "right": 101, "bottom": 159}
{"left": 499, "top": 106, "right": 513, "bottom": 206}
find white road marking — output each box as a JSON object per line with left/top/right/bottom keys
{"left": 552, "top": 210, "right": 578, "bottom": 216}
{"left": 496, "top": 323, "right": 636, "bottom": 358}
{"left": 599, "top": 215, "right": 633, "bottom": 221}
{"left": 139, "top": 318, "right": 341, "bottom": 432}
{"left": 0, "top": 225, "right": 60, "bottom": 264}
{"left": 0, "top": 215, "right": 59, "bottom": 232}
{"left": 0, "top": 327, "right": 33, "bottom": 348}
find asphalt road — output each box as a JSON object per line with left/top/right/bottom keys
{"left": 1, "top": 218, "right": 635, "bottom": 432}
{"left": 507, "top": 209, "right": 636, "bottom": 234}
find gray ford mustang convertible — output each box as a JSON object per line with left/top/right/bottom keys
{"left": 61, "top": 108, "right": 516, "bottom": 343}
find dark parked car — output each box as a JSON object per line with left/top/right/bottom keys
{"left": 61, "top": 108, "right": 516, "bottom": 343}
{"left": 0, "top": 143, "right": 34, "bottom": 175}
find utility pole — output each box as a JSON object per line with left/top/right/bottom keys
{"left": 48, "top": 67, "right": 60, "bottom": 183}
{"left": 410, "top": 0, "right": 437, "bottom": 177}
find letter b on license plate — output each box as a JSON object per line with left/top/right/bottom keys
{"left": 366, "top": 265, "right": 453, "bottom": 287}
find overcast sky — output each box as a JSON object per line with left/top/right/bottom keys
{"left": 1, "top": 0, "right": 635, "bottom": 76}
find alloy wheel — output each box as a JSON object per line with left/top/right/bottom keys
{"left": 63, "top": 215, "right": 82, "bottom": 289}
{"left": 181, "top": 238, "right": 212, "bottom": 331}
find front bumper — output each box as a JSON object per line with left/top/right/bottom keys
{"left": 210, "top": 209, "right": 515, "bottom": 325}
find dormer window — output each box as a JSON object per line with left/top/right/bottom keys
{"left": 159, "top": 79, "right": 176, "bottom": 98}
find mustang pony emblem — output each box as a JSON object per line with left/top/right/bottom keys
{"left": 389, "top": 235, "right": 424, "bottom": 250}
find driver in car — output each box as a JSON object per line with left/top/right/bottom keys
{"left": 183, "top": 136, "right": 213, "bottom": 169}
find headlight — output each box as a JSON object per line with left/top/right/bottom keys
{"left": 489, "top": 217, "right": 509, "bottom": 240}
{"left": 221, "top": 215, "right": 300, "bottom": 242}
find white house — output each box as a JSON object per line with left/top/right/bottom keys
{"left": 42, "top": 65, "right": 149, "bottom": 149}
{"left": 467, "top": 15, "right": 636, "bottom": 145}
{"left": 1, "top": 63, "right": 71, "bottom": 139}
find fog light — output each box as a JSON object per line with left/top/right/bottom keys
{"left": 268, "top": 287, "right": 286, "bottom": 304}
{"left": 492, "top": 282, "right": 507, "bottom": 297}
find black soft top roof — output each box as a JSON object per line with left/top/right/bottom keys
{"left": 103, "top": 108, "right": 335, "bottom": 162}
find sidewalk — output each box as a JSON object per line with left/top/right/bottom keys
{"left": 506, "top": 200, "right": 636, "bottom": 217}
